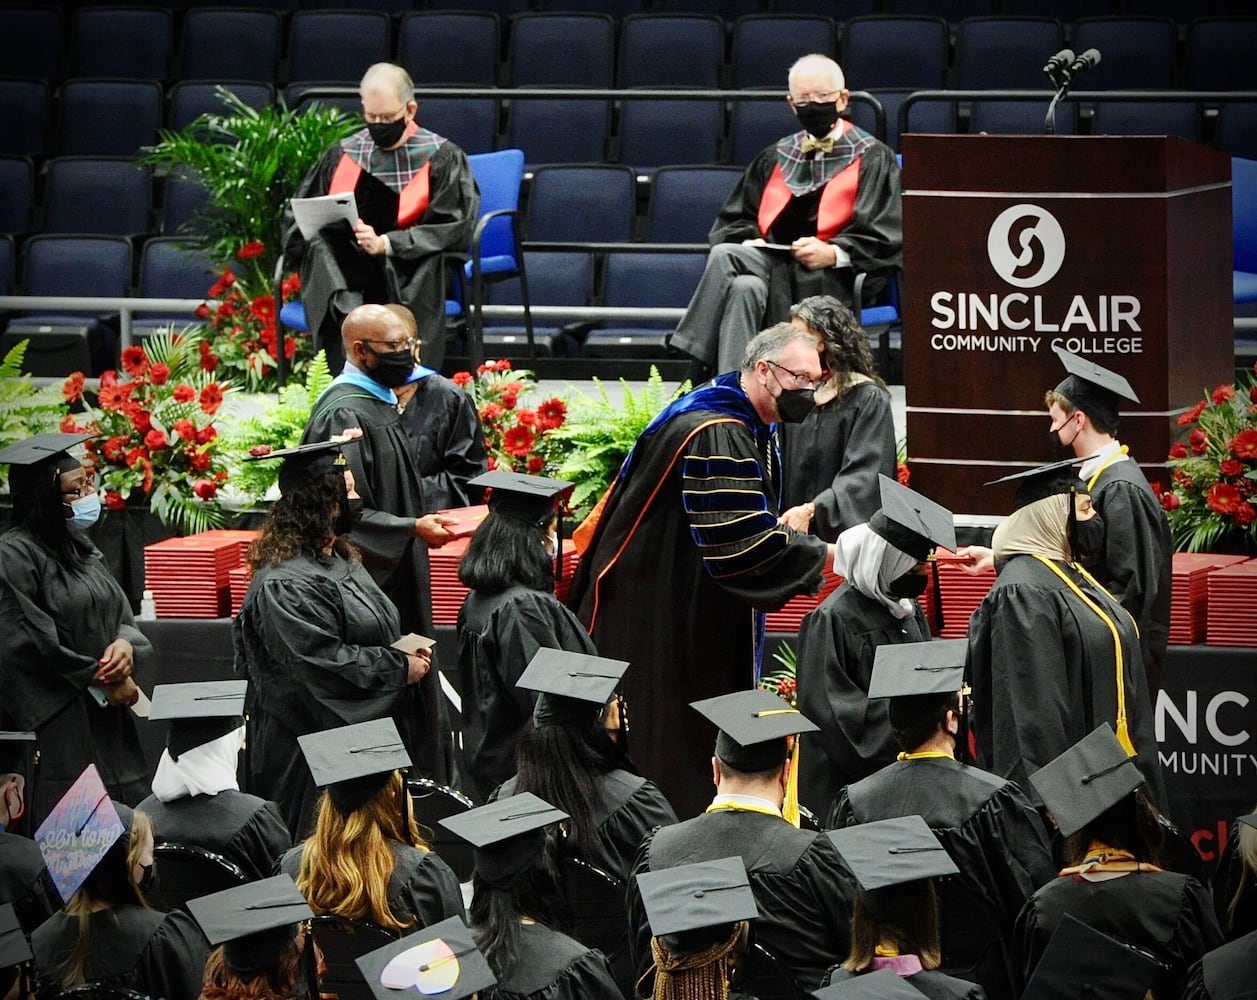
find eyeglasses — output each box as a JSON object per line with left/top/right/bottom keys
{"left": 791, "top": 90, "right": 841, "bottom": 104}
{"left": 766, "top": 359, "right": 824, "bottom": 391}
{"left": 362, "top": 337, "right": 419, "bottom": 353}
{"left": 363, "top": 108, "right": 408, "bottom": 124}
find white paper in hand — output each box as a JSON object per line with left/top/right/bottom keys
{"left": 392, "top": 633, "right": 437, "bottom": 655}
{"left": 291, "top": 192, "right": 358, "bottom": 240}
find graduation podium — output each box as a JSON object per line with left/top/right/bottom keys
{"left": 900, "top": 134, "right": 1234, "bottom": 515}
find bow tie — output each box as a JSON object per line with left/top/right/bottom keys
{"left": 801, "top": 135, "right": 836, "bottom": 155}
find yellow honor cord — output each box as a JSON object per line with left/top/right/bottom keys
{"left": 1031, "top": 554, "right": 1135, "bottom": 756}
{"left": 1085, "top": 444, "right": 1129, "bottom": 492}
{"left": 705, "top": 801, "right": 785, "bottom": 819}
{"left": 896, "top": 751, "right": 954, "bottom": 761}
{"left": 782, "top": 734, "right": 801, "bottom": 828}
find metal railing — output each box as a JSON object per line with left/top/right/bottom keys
{"left": 0, "top": 296, "right": 208, "bottom": 351}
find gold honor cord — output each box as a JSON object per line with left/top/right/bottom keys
{"left": 1030, "top": 554, "right": 1135, "bottom": 756}
{"left": 1085, "top": 444, "right": 1129, "bottom": 492}
{"left": 750, "top": 708, "right": 803, "bottom": 827}
{"left": 896, "top": 751, "right": 953, "bottom": 762}
{"left": 705, "top": 801, "right": 784, "bottom": 820}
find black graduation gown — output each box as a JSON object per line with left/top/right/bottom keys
{"left": 833, "top": 757, "right": 1058, "bottom": 1000}
{"left": 457, "top": 586, "right": 597, "bottom": 804}
{"left": 282, "top": 132, "right": 479, "bottom": 372}
{"left": 232, "top": 552, "right": 412, "bottom": 838}
{"left": 494, "top": 768, "right": 678, "bottom": 884}
{"left": 0, "top": 528, "right": 151, "bottom": 823}
{"left": 31, "top": 906, "right": 209, "bottom": 1000}
{"left": 795, "top": 583, "right": 930, "bottom": 817}
{"left": 279, "top": 841, "right": 465, "bottom": 929}
{"left": 709, "top": 133, "right": 902, "bottom": 318}
{"left": 568, "top": 402, "right": 828, "bottom": 819}
{"left": 1183, "top": 928, "right": 1257, "bottom": 1000}
{"left": 399, "top": 373, "right": 488, "bottom": 512}
{"left": 964, "top": 555, "right": 1165, "bottom": 807}
{"left": 0, "top": 832, "right": 60, "bottom": 937}
{"left": 780, "top": 380, "right": 898, "bottom": 542}
{"left": 823, "top": 965, "right": 987, "bottom": 999}
{"left": 1088, "top": 459, "right": 1173, "bottom": 695}
{"left": 1210, "top": 820, "right": 1257, "bottom": 941}
{"left": 483, "top": 922, "right": 622, "bottom": 1000}
{"left": 137, "top": 788, "right": 292, "bottom": 880}
{"left": 628, "top": 809, "right": 855, "bottom": 994}
{"left": 1012, "top": 870, "right": 1224, "bottom": 1000}
{"left": 302, "top": 379, "right": 452, "bottom": 786}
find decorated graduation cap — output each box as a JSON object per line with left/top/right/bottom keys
{"left": 356, "top": 915, "right": 496, "bottom": 1000}
{"left": 867, "top": 639, "right": 967, "bottom": 701}
{"left": 825, "top": 815, "right": 958, "bottom": 893}
{"left": 187, "top": 875, "right": 314, "bottom": 981}
{"left": 1052, "top": 345, "right": 1140, "bottom": 431}
{"left": 439, "top": 791, "right": 567, "bottom": 890}
{"left": 1239, "top": 811, "right": 1257, "bottom": 832}
{"left": 297, "top": 718, "right": 412, "bottom": 816}
{"left": 516, "top": 647, "right": 630, "bottom": 728}
{"left": 244, "top": 435, "right": 358, "bottom": 495}
{"left": 0, "top": 432, "right": 89, "bottom": 495}
{"left": 1020, "top": 913, "right": 1161, "bottom": 1000}
{"left": 868, "top": 474, "right": 956, "bottom": 561}
{"left": 691, "top": 689, "right": 819, "bottom": 774}
{"left": 149, "top": 680, "right": 247, "bottom": 761}
{"left": 467, "top": 470, "right": 573, "bottom": 526}
{"left": 810, "top": 968, "right": 925, "bottom": 1000}
{"left": 984, "top": 454, "right": 1097, "bottom": 511}
{"left": 35, "top": 763, "right": 127, "bottom": 904}
{"left": 637, "top": 857, "right": 758, "bottom": 956}
{"left": 1027, "top": 723, "right": 1145, "bottom": 839}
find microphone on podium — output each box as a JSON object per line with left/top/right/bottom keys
{"left": 1043, "top": 46, "right": 1101, "bottom": 134}
{"left": 1068, "top": 48, "right": 1102, "bottom": 80}
{"left": 1042, "top": 48, "right": 1075, "bottom": 86}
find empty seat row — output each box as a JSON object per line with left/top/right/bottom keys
{"left": 4, "top": 8, "right": 1257, "bottom": 91}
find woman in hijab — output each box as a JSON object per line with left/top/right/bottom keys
{"left": 794, "top": 476, "right": 954, "bottom": 819}
{"left": 965, "top": 459, "right": 1164, "bottom": 813}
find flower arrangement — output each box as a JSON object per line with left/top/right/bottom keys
{"left": 59, "top": 331, "right": 231, "bottom": 534}
{"left": 1158, "top": 363, "right": 1257, "bottom": 554}
{"left": 759, "top": 641, "right": 798, "bottom": 707}
{"left": 452, "top": 360, "right": 568, "bottom": 474}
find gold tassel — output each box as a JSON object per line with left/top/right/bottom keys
{"left": 782, "top": 735, "right": 801, "bottom": 828}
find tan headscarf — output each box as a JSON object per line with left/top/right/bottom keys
{"left": 991, "top": 493, "right": 1073, "bottom": 563}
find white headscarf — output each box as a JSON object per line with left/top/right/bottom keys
{"left": 832, "top": 522, "right": 920, "bottom": 620}
{"left": 150, "top": 725, "right": 245, "bottom": 802}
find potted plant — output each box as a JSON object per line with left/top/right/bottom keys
{"left": 138, "top": 88, "right": 358, "bottom": 391}
{"left": 451, "top": 359, "right": 570, "bottom": 475}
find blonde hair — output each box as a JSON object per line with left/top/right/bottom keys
{"left": 1228, "top": 818, "right": 1257, "bottom": 932}
{"left": 647, "top": 923, "right": 747, "bottom": 1000}
{"left": 295, "top": 772, "right": 428, "bottom": 932}
{"left": 842, "top": 884, "right": 941, "bottom": 974}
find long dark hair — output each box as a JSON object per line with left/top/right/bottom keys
{"left": 789, "top": 295, "right": 884, "bottom": 391}
{"left": 1065, "top": 786, "right": 1165, "bottom": 867}
{"left": 842, "top": 881, "right": 941, "bottom": 973}
{"left": 458, "top": 510, "right": 553, "bottom": 594}
{"left": 469, "top": 851, "right": 571, "bottom": 980}
{"left": 248, "top": 470, "right": 356, "bottom": 569}
{"left": 9, "top": 460, "right": 82, "bottom": 565}
{"left": 513, "top": 718, "right": 611, "bottom": 860}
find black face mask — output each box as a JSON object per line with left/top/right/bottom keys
{"left": 333, "top": 496, "right": 364, "bottom": 537}
{"left": 794, "top": 101, "right": 840, "bottom": 138}
{"left": 367, "top": 347, "right": 414, "bottom": 389}
{"left": 1069, "top": 513, "right": 1107, "bottom": 565}
{"left": 775, "top": 387, "right": 816, "bottom": 424}
{"left": 887, "top": 572, "right": 929, "bottom": 599}
{"left": 367, "top": 117, "right": 407, "bottom": 149}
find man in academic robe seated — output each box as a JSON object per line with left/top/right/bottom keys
{"left": 0, "top": 734, "right": 59, "bottom": 939}
{"left": 626, "top": 690, "right": 856, "bottom": 996}
{"left": 668, "top": 53, "right": 902, "bottom": 382}
{"left": 137, "top": 681, "right": 291, "bottom": 882}
{"left": 831, "top": 640, "right": 1058, "bottom": 1000}
{"left": 568, "top": 323, "right": 835, "bottom": 819}
{"left": 282, "top": 61, "right": 479, "bottom": 373}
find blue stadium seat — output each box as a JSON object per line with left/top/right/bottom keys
{"left": 728, "top": 98, "right": 799, "bottom": 168}
{"left": 583, "top": 252, "right": 707, "bottom": 359}
{"left": 286, "top": 11, "right": 392, "bottom": 87}
{"left": 396, "top": 12, "right": 500, "bottom": 88}
{"left": 0, "top": 7, "right": 63, "bottom": 82}
{"left": 1215, "top": 102, "right": 1257, "bottom": 161}
{"left": 167, "top": 81, "right": 276, "bottom": 133}
{"left": 0, "top": 79, "right": 50, "bottom": 158}
{"left": 953, "top": 17, "right": 1064, "bottom": 89}
{"left": 840, "top": 15, "right": 950, "bottom": 90}
{"left": 646, "top": 165, "right": 743, "bottom": 243}
{"left": 132, "top": 237, "right": 222, "bottom": 339}
{"left": 1069, "top": 17, "right": 1179, "bottom": 90}
{"left": 730, "top": 15, "right": 837, "bottom": 89}
{"left": 617, "top": 14, "right": 725, "bottom": 89}
{"left": 56, "top": 78, "right": 164, "bottom": 158}
{"left": 1088, "top": 100, "right": 1201, "bottom": 144}
{"left": 42, "top": 156, "right": 153, "bottom": 238}
{"left": 969, "top": 98, "right": 1075, "bottom": 136}
{"left": 178, "top": 9, "right": 282, "bottom": 85}
{"left": 526, "top": 165, "right": 636, "bottom": 242}
{"left": 160, "top": 168, "right": 211, "bottom": 237}
{"left": 617, "top": 98, "right": 723, "bottom": 173}
{"left": 884, "top": 89, "right": 959, "bottom": 150}
{"left": 70, "top": 7, "right": 174, "bottom": 81}
{"left": 1185, "top": 17, "right": 1257, "bottom": 91}
{"left": 480, "top": 252, "right": 593, "bottom": 358}
{"left": 507, "top": 13, "right": 615, "bottom": 87}
{"left": 506, "top": 98, "right": 611, "bottom": 169}
{"left": 417, "top": 97, "right": 499, "bottom": 156}
{"left": 0, "top": 156, "right": 34, "bottom": 236}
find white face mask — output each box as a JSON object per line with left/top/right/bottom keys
{"left": 66, "top": 492, "right": 102, "bottom": 533}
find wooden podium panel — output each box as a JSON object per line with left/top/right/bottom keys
{"left": 901, "top": 134, "right": 1233, "bottom": 515}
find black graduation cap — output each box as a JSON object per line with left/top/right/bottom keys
{"left": 637, "top": 857, "right": 758, "bottom": 945}
{"left": 439, "top": 792, "right": 568, "bottom": 889}
{"left": 297, "top": 718, "right": 412, "bottom": 816}
{"left": 1052, "top": 346, "right": 1140, "bottom": 431}
{"left": 516, "top": 647, "right": 630, "bottom": 728}
{"left": 1027, "top": 724, "right": 1145, "bottom": 839}
{"left": 690, "top": 689, "right": 820, "bottom": 774}
{"left": 868, "top": 474, "right": 956, "bottom": 561}
{"left": 35, "top": 764, "right": 126, "bottom": 904}
{"left": 0, "top": 903, "right": 32, "bottom": 970}
{"left": 1020, "top": 913, "right": 1162, "bottom": 1000}
{"left": 149, "top": 680, "right": 247, "bottom": 761}
{"left": 244, "top": 435, "right": 358, "bottom": 495}
{"left": 810, "top": 968, "right": 924, "bottom": 1000}
{"left": 187, "top": 875, "right": 314, "bottom": 980}
{"left": 355, "top": 915, "right": 497, "bottom": 1000}
{"left": 0, "top": 432, "right": 89, "bottom": 494}
{"left": 467, "top": 470, "right": 574, "bottom": 525}
{"left": 984, "top": 454, "right": 1096, "bottom": 511}
{"left": 0, "top": 732, "right": 36, "bottom": 776}
{"left": 867, "top": 639, "right": 967, "bottom": 700}
{"left": 825, "top": 815, "right": 959, "bottom": 892}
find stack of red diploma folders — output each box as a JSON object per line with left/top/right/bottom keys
{"left": 142, "top": 529, "right": 258, "bottom": 619}
{"left": 1168, "top": 552, "right": 1249, "bottom": 645}
{"left": 930, "top": 549, "right": 997, "bottom": 639}
{"left": 1204, "top": 556, "right": 1257, "bottom": 646}
{"left": 765, "top": 568, "right": 843, "bottom": 634}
